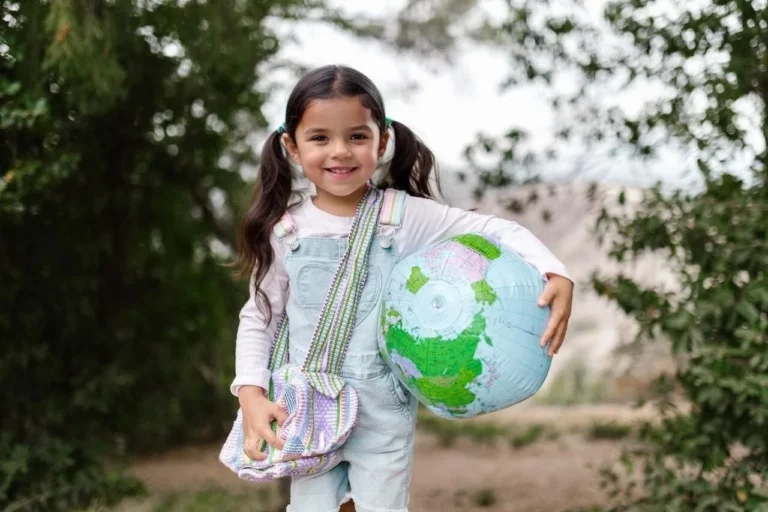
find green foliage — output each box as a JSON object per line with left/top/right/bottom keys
{"left": 453, "top": 487, "right": 498, "bottom": 509}
{"left": 587, "top": 2, "right": 768, "bottom": 509}
{"left": 471, "top": 488, "right": 497, "bottom": 507}
{"left": 463, "top": 0, "right": 768, "bottom": 508}
{"left": 508, "top": 423, "right": 549, "bottom": 449}
{"left": 416, "top": 409, "right": 556, "bottom": 449}
{"left": 594, "top": 176, "right": 768, "bottom": 510}
{"left": 150, "top": 487, "right": 279, "bottom": 512}
{"left": 0, "top": 433, "right": 145, "bottom": 512}
{"left": 0, "top": 0, "right": 487, "bottom": 508}
{"left": 0, "top": 0, "right": 317, "bottom": 509}
{"left": 587, "top": 421, "right": 633, "bottom": 441}
{"left": 530, "top": 355, "right": 611, "bottom": 406}
{"left": 416, "top": 411, "right": 507, "bottom": 447}
{"left": 0, "top": 0, "right": 500, "bottom": 508}
{"left": 466, "top": 0, "right": 768, "bottom": 185}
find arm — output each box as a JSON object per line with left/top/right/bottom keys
{"left": 398, "top": 195, "right": 574, "bottom": 356}
{"left": 230, "top": 237, "right": 289, "bottom": 396}
{"left": 398, "top": 195, "right": 572, "bottom": 281}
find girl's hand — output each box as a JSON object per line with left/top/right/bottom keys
{"left": 537, "top": 274, "right": 574, "bottom": 356}
{"left": 238, "top": 386, "right": 288, "bottom": 461}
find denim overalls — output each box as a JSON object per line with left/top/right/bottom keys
{"left": 279, "top": 220, "right": 418, "bottom": 512}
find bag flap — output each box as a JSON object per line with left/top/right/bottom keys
{"left": 302, "top": 371, "right": 346, "bottom": 398}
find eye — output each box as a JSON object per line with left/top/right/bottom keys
{"left": 350, "top": 133, "right": 368, "bottom": 140}
{"left": 310, "top": 135, "right": 328, "bottom": 142}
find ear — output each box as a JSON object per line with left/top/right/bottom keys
{"left": 281, "top": 133, "right": 301, "bottom": 165}
{"left": 378, "top": 130, "right": 390, "bottom": 160}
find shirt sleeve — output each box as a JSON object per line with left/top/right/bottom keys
{"left": 397, "top": 195, "right": 572, "bottom": 281}
{"left": 230, "top": 236, "right": 289, "bottom": 396}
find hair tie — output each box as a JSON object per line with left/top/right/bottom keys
{"left": 277, "top": 123, "right": 287, "bottom": 134}
{"left": 385, "top": 117, "right": 393, "bottom": 129}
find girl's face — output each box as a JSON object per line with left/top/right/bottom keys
{"left": 283, "top": 96, "right": 388, "bottom": 211}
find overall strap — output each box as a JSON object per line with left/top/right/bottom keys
{"left": 267, "top": 314, "right": 289, "bottom": 372}
{"left": 274, "top": 212, "right": 300, "bottom": 251}
{"left": 379, "top": 188, "right": 407, "bottom": 227}
{"left": 377, "top": 189, "right": 407, "bottom": 248}
{"left": 303, "top": 185, "right": 384, "bottom": 375}
{"left": 265, "top": 211, "right": 299, "bottom": 374}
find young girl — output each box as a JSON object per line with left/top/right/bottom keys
{"left": 232, "top": 65, "right": 573, "bottom": 512}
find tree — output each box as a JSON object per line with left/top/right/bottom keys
{"left": 462, "top": 0, "right": 768, "bottom": 508}
{"left": 0, "top": 0, "right": 340, "bottom": 509}
{"left": 0, "top": 0, "right": 486, "bottom": 508}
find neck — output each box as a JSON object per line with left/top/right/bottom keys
{"left": 313, "top": 185, "right": 368, "bottom": 217}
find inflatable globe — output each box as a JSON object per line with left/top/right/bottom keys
{"left": 378, "top": 233, "right": 552, "bottom": 419}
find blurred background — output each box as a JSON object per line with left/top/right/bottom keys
{"left": 1, "top": 0, "right": 766, "bottom": 511}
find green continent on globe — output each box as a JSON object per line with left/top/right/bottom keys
{"left": 384, "top": 312, "right": 490, "bottom": 415}
{"left": 406, "top": 266, "right": 429, "bottom": 294}
{"left": 450, "top": 233, "right": 501, "bottom": 260}
{"left": 471, "top": 279, "right": 497, "bottom": 305}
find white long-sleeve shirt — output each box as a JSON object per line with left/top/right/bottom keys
{"left": 231, "top": 194, "right": 572, "bottom": 396}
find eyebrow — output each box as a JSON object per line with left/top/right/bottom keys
{"left": 303, "top": 125, "right": 373, "bottom": 135}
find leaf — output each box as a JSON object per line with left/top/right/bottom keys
{"left": 736, "top": 301, "right": 760, "bottom": 324}
{"left": 6, "top": 82, "right": 21, "bottom": 96}
{"left": 33, "top": 98, "right": 48, "bottom": 116}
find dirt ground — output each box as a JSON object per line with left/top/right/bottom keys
{"left": 125, "top": 404, "right": 655, "bottom": 512}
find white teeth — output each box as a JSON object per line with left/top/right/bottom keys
{"left": 328, "top": 168, "right": 354, "bottom": 174}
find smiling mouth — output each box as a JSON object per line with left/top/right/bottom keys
{"left": 326, "top": 167, "right": 358, "bottom": 175}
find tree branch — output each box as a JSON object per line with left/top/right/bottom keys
{"left": 188, "top": 185, "right": 236, "bottom": 250}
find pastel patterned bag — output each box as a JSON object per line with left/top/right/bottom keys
{"left": 219, "top": 185, "right": 385, "bottom": 482}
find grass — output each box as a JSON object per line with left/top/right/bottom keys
{"left": 116, "top": 487, "right": 281, "bottom": 512}
{"left": 153, "top": 489, "right": 254, "bottom": 512}
{"left": 416, "top": 406, "right": 638, "bottom": 449}
{"left": 471, "top": 488, "right": 497, "bottom": 507}
{"left": 530, "top": 355, "right": 612, "bottom": 406}
{"left": 586, "top": 421, "right": 634, "bottom": 440}
{"left": 509, "top": 424, "right": 550, "bottom": 449}
{"left": 416, "top": 408, "right": 558, "bottom": 449}
{"left": 454, "top": 488, "right": 497, "bottom": 508}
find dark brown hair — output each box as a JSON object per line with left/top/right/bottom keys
{"left": 236, "top": 65, "right": 441, "bottom": 321}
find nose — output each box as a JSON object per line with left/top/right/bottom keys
{"left": 330, "top": 139, "right": 352, "bottom": 159}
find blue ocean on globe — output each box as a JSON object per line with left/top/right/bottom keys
{"left": 378, "top": 233, "right": 552, "bottom": 419}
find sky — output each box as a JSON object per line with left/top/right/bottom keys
{"left": 258, "top": 0, "right": 755, "bottom": 192}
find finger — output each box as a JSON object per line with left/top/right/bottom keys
{"left": 273, "top": 404, "right": 289, "bottom": 426}
{"left": 539, "top": 310, "right": 563, "bottom": 347}
{"left": 259, "top": 425, "right": 285, "bottom": 451}
{"left": 244, "top": 438, "right": 266, "bottom": 461}
{"left": 540, "top": 320, "right": 556, "bottom": 348}
{"left": 548, "top": 322, "right": 569, "bottom": 356}
{"left": 538, "top": 282, "right": 556, "bottom": 307}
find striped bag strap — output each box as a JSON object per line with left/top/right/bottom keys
{"left": 377, "top": 188, "right": 407, "bottom": 248}
{"left": 302, "top": 185, "right": 384, "bottom": 375}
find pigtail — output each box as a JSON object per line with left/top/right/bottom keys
{"left": 381, "top": 120, "right": 443, "bottom": 200}
{"left": 235, "top": 131, "right": 294, "bottom": 323}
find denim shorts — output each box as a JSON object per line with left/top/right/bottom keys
{"left": 286, "top": 351, "right": 418, "bottom": 512}
{"left": 282, "top": 234, "right": 417, "bottom": 511}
